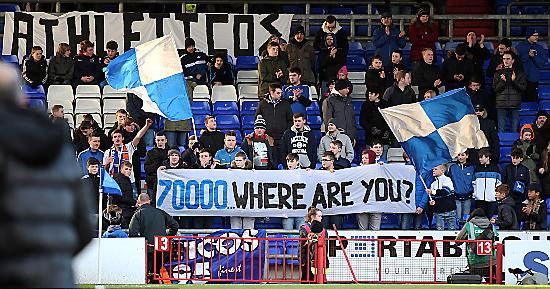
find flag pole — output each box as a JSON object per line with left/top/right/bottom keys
{"left": 98, "top": 168, "right": 104, "bottom": 285}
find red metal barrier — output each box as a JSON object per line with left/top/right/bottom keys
{"left": 150, "top": 235, "right": 503, "bottom": 284}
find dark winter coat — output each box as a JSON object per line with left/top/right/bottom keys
{"left": 439, "top": 56, "right": 474, "bottom": 91}
{"left": 373, "top": 25, "right": 407, "bottom": 67}
{"left": 256, "top": 97, "right": 293, "bottom": 141}
{"left": 382, "top": 84, "right": 418, "bottom": 107}
{"left": 209, "top": 63, "right": 234, "bottom": 85}
{"left": 493, "top": 67, "right": 527, "bottom": 109}
{"left": 181, "top": 148, "right": 199, "bottom": 168}
{"left": 281, "top": 125, "right": 317, "bottom": 169}
{"left": 520, "top": 199, "right": 547, "bottom": 230}
{"left": 129, "top": 204, "right": 179, "bottom": 247}
{"left": 0, "top": 105, "right": 93, "bottom": 288}
{"left": 496, "top": 196, "right": 519, "bottom": 230}
{"left": 198, "top": 130, "right": 226, "bottom": 155}
{"left": 314, "top": 20, "right": 349, "bottom": 54}
{"left": 322, "top": 92, "right": 356, "bottom": 140}
{"left": 462, "top": 42, "right": 491, "bottom": 80}
{"left": 258, "top": 55, "right": 288, "bottom": 97}
{"left": 359, "top": 98, "right": 391, "bottom": 145}
{"left": 411, "top": 60, "right": 440, "bottom": 96}
{"left": 47, "top": 55, "right": 74, "bottom": 84}
{"left": 22, "top": 55, "right": 48, "bottom": 86}
{"left": 73, "top": 54, "right": 103, "bottom": 82}
{"left": 366, "top": 67, "right": 388, "bottom": 93}
{"left": 144, "top": 146, "right": 169, "bottom": 189}
{"left": 286, "top": 38, "right": 316, "bottom": 84}
{"left": 318, "top": 46, "right": 346, "bottom": 82}
{"left": 477, "top": 113, "right": 501, "bottom": 164}
{"left": 180, "top": 49, "right": 209, "bottom": 85}
{"left": 408, "top": 19, "right": 439, "bottom": 62}
{"left": 502, "top": 163, "right": 530, "bottom": 204}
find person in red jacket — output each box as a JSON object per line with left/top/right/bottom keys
{"left": 408, "top": 8, "right": 439, "bottom": 63}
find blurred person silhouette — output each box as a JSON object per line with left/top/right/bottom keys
{"left": 0, "top": 62, "right": 94, "bottom": 287}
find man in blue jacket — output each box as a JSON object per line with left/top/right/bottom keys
{"left": 448, "top": 151, "right": 475, "bottom": 223}
{"left": 180, "top": 37, "right": 209, "bottom": 85}
{"left": 516, "top": 30, "right": 548, "bottom": 102}
{"left": 373, "top": 12, "right": 407, "bottom": 69}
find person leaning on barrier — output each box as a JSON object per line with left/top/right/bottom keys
{"left": 0, "top": 62, "right": 94, "bottom": 288}
{"left": 456, "top": 208, "right": 498, "bottom": 281}
{"left": 299, "top": 207, "right": 328, "bottom": 283}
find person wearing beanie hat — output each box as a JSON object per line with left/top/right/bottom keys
{"left": 372, "top": 9, "right": 406, "bottom": 69}
{"left": 242, "top": 115, "right": 275, "bottom": 170}
{"left": 337, "top": 65, "right": 349, "bottom": 80}
{"left": 533, "top": 110, "right": 550, "bottom": 154}
{"left": 516, "top": 28, "right": 547, "bottom": 102}
{"left": 317, "top": 118, "right": 354, "bottom": 163}
{"left": 323, "top": 79, "right": 356, "bottom": 140}
{"left": 286, "top": 25, "right": 315, "bottom": 85}
{"left": 408, "top": 6, "right": 439, "bottom": 62}
{"left": 180, "top": 37, "right": 209, "bottom": 85}
{"left": 440, "top": 43, "right": 474, "bottom": 91}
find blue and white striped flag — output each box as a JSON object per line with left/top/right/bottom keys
{"left": 380, "top": 88, "right": 488, "bottom": 177}
{"left": 104, "top": 34, "right": 192, "bottom": 121}
{"left": 100, "top": 168, "right": 122, "bottom": 196}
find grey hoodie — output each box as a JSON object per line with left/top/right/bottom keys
{"left": 317, "top": 129, "right": 354, "bottom": 162}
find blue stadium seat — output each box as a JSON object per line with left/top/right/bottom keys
{"left": 309, "top": 25, "right": 321, "bottom": 37}
{"left": 22, "top": 84, "right": 46, "bottom": 98}
{"left": 546, "top": 198, "right": 550, "bottom": 213}
{"left": 307, "top": 115, "right": 323, "bottom": 129}
{"left": 0, "top": 4, "right": 20, "bottom": 11}
{"left": 540, "top": 70, "right": 550, "bottom": 85}
{"left": 268, "top": 246, "right": 284, "bottom": 265}
{"left": 347, "top": 55, "right": 367, "bottom": 71}
{"left": 445, "top": 41, "right": 460, "bottom": 54}
{"left": 193, "top": 115, "right": 207, "bottom": 129}
{"left": 356, "top": 26, "right": 369, "bottom": 36}
{"left": 240, "top": 101, "right": 259, "bottom": 115}
{"left": 524, "top": 6, "right": 546, "bottom": 14}
{"left": 341, "top": 214, "right": 358, "bottom": 229}
{"left": 520, "top": 102, "right": 539, "bottom": 112}
{"left": 235, "top": 56, "right": 259, "bottom": 71}
{"left": 499, "top": 132, "right": 519, "bottom": 147}
{"left": 241, "top": 115, "right": 256, "bottom": 129}
{"left": 191, "top": 101, "right": 211, "bottom": 115}
{"left": 540, "top": 100, "right": 550, "bottom": 111}
{"left": 0, "top": 54, "right": 18, "bottom": 63}
{"left": 380, "top": 213, "right": 400, "bottom": 229}
{"left": 354, "top": 6, "right": 370, "bottom": 14}
{"left": 355, "top": 115, "right": 362, "bottom": 129}
{"left": 510, "top": 26, "right": 524, "bottom": 37}
{"left": 28, "top": 98, "right": 46, "bottom": 111}
{"left": 352, "top": 101, "right": 364, "bottom": 115}
{"left": 311, "top": 130, "right": 322, "bottom": 145}
{"left": 348, "top": 42, "right": 365, "bottom": 56}
{"left": 539, "top": 86, "right": 550, "bottom": 100}
{"left": 306, "top": 102, "right": 320, "bottom": 115}
{"left": 520, "top": 115, "right": 536, "bottom": 127}
{"left": 310, "top": 7, "right": 327, "bottom": 14}
{"left": 256, "top": 217, "right": 282, "bottom": 229}
{"left": 216, "top": 116, "right": 239, "bottom": 130}
{"left": 330, "top": 7, "right": 353, "bottom": 14}
{"left": 355, "top": 130, "right": 366, "bottom": 147}
{"left": 500, "top": 146, "right": 512, "bottom": 163}
{"left": 281, "top": 5, "right": 304, "bottom": 14}
{"left": 213, "top": 101, "right": 239, "bottom": 115}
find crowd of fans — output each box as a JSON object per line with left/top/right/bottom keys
{"left": 15, "top": 7, "right": 550, "bottom": 232}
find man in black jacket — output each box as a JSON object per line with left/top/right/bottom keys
{"left": 492, "top": 184, "right": 519, "bottom": 230}
{"left": 411, "top": 48, "right": 441, "bottom": 97}
{"left": 144, "top": 131, "right": 169, "bottom": 206}
{"left": 129, "top": 193, "right": 179, "bottom": 282}
{"left": 0, "top": 62, "right": 93, "bottom": 288}
{"left": 472, "top": 104, "right": 500, "bottom": 164}
{"left": 360, "top": 87, "right": 391, "bottom": 146}
{"left": 532, "top": 110, "right": 550, "bottom": 154}
{"left": 198, "top": 115, "right": 225, "bottom": 155}
{"left": 113, "top": 161, "right": 136, "bottom": 228}
{"left": 439, "top": 44, "right": 474, "bottom": 91}
{"left": 256, "top": 83, "right": 293, "bottom": 167}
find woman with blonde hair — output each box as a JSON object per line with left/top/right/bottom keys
{"left": 47, "top": 43, "right": 74, "bottom": 85}
{"left": 299, "top": 207, "right": 328, "bottom": 283}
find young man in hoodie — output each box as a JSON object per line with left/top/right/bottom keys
{"left": 473, "top": 148, "right": 502, "bottom": 217}
{"left": 283, "top": 67, "right": 312, "bottom": 115}
{"left": 427, "top": 164, "right": 457, "bottom": 230}
{"left": 323, "top": 79, "right": 356, "bottom": 141}
{"left": 144, "top": 131, "right": 169, "bottom": 206}
{"left": 493, "top": 50, "right": 526, "bottom": 132}
{"left": 502, "top": 148, "right": 530, "bottom": 217}
{"left": 22, "top": 46, "right": 47, "bottom": 88}
{"left": 73, "top": 40, "right": 103, "bottom": 86}
{"left": 286, "top": 26, "right": 315, "bottom": 85}
{"left": 367, "top": 55, "right": 388, "bottom": 94}
{"left": 360, "top": 88, "right": 391, "bottom": 148}
{"left": 256, "top": 83, "right": 293, "bottom": 167}
{"left": 448, "top": 151, "right": 475, "bottom": 223}
{"left": 317, "top": 119, "right": 354, "bottom": 163}
{"left": 491, "top": 184, "right": 519, "bottom": 230}
{"left": 516, "top": 30, "right": 548, "bottom": 102}
{"left": 281, "top": 112, "right": 317, "bottom": 169}
{"left": 214, "top": 130, "right": 244, "bottom": 169}
{"left": 258, "top": 42, "right": 289, "bottom": 97}
{"left": 180, "top": 37, "right": 209, "bottom": 85}
{"left": 241, "top": 116, "right": 275, "bottom": 170}
{"left": 373, "top": 12, "right": 407, "bottom": 70}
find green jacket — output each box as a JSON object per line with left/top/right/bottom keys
{"left": 258, "top": 56, "right": 288, "bottom": 97}
{"left": 456, "top": 216, "right": 498, "bottom": 268}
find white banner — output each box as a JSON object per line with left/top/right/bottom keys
{"left": 326, "top": 230, "right": 550, "bottom": 282}
{"left": 503, "top": 240, "right": 550, "bottom": 284}
{"left": 156, "top": 164, "right": 417, "bottom": 217}
{"left": 2, "top": 12, "right": 293, "bottom": 62}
